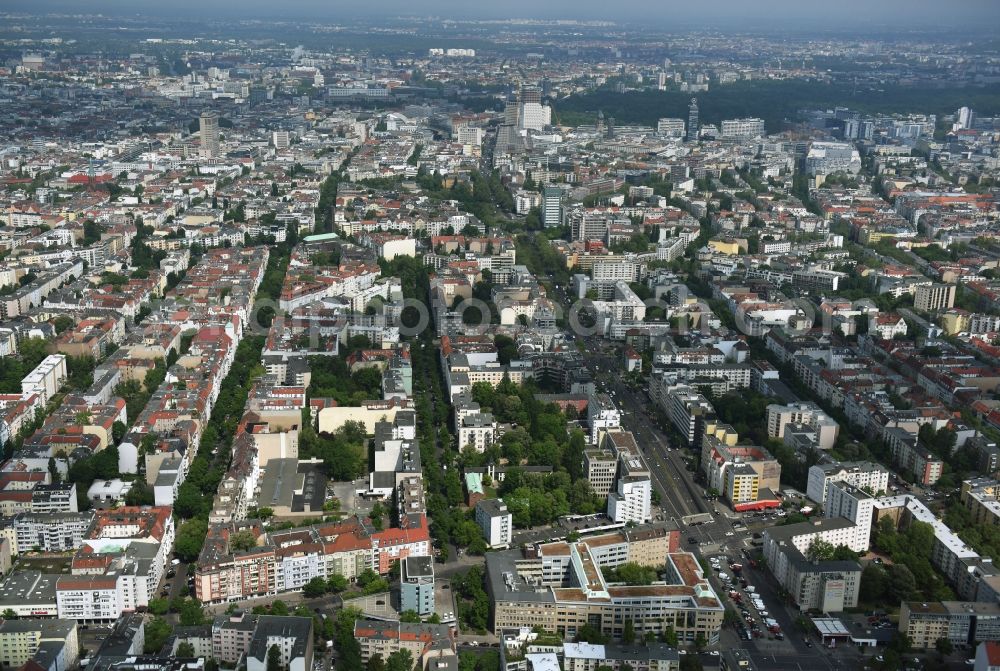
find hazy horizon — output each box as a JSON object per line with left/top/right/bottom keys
{"left": 4, "top": 0, "right": 1000, "bottom": 32}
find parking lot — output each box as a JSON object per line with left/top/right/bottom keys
{"left": 328, "top": 478, "right": 375, "bottom": 517}
{"left": 705, "top": 551, "right": 791, "bottom": 646}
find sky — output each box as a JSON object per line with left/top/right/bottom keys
{"left": 6, "top": 0, "right": 1000, "bottom": 31}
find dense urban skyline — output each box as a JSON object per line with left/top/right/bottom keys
{"left": 1, "top": 5, "right": 1000, "bottom": 671}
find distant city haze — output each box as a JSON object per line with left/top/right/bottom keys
{"left": 6, "top": 0, "right": 1000, "bottom": 29}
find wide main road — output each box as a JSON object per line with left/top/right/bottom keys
{"left": 577, "top": 339, "right": 711, "bottom": 525}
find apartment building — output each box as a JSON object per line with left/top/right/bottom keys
{"left": 55, "top": 574, "right": 140, "bottom": 622}
{"left": 562, "top": 642, "right": 680, "bottom": 671}
{"left": 245, "top": 616, "right": 314, "bottom": 671}
{"left": 766, "top": 402, "right": 839, "bottom": 451}
{"left": 0, "top": 619, "right": 79, "bottom": 671}
{"left": 914, "top": 283, "right": 956, "bottom": 312}
{"left": 873, "top": 495, "right": 982, "bottom": 593}
{"left": 762, "top": 518, "right": 864, "bottom": 612}
{"left": 400, "top": 556, "right": 435, "bottom": 616}
{"left": 353, "top": 620, "right": 455, "bottom": 664}
{"left": 806, "top": 461, "right": 890, "bottom": 506}
{"left": 650, "top": 378, "right": 714, "bottom": 446}
{"left": 884, "top": 427, "right": 944, "bottom": 485}
{"left": 900, "top": 601, "right": 1000, "bottom": 649}
{"left": 14, "top": 511, "right": 94, "bottom": 553}
{"left": 20, "top": 355, "right": 67, "bottom": 405}
{"left": 960, "top": 478, "right": 1000, "bottom": 528}
{"left": 476, "top": 499, "right": 513, "bottom": 549}
{"left": 213, "top": 610, "right": 314, "bottom": 671}
{"left": 822, "top": 482, "right": 875, "bottom": 552}
{"left": 458, "top": 412, "right": 497, "bottom": 453}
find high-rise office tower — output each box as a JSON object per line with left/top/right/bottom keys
{"left": 542, "top": 185, "right": 563, "bottom": 228}
{"left": 520, "top": 86, "right": 542, "bottom": 105}
{"left": 199, "top": 111, "right": 220, "bottom": 159}
{"left": 686, "top": 98, "right": 699, "bottom": 142}
{"left": 956, "top": 106, "right": 976, "bottom": 130}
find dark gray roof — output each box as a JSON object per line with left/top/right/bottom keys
{"left": 247, "top": 616, "right": 313, "bottom": 663}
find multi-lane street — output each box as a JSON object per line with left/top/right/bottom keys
{"left": 572, "top": 335, "right": 748, "bottom": 547}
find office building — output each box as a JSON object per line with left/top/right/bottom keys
{"left": 607, "top": 454, "right": 652, "bottom": 525}
{"left": 199, "top": 111, "right": 221, "bottom": 159}
{"left": 914, "top": 283, "right": 956, "bottom": 312}
{"left": 720, "top": 118, "right": 765, "bottom": 139}
{"left": 804, "top": 142, "right": 861, "bottom": 175}
{"left": 272, "top": 130, "right": 290, "bottom": 149}
{"left": 486, "top": 541, "right": 724, "bottom": 644}
{"left": 956, "top": 106, "right": 976, "bottom": 130}
{"left": 541, "top": 186, "right": 563, "bottom": 228}
{"left": 656, "top": 118, "right": 685, "bottom": 138}
{"left": 686, "top": 98, "right": 699, "bottom": 142}
{"left": 584, "top": 449, "right": 618, "bottom": 499}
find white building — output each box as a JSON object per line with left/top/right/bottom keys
{"left": 766, "top": 402, "right": 839, "bottom": 451}
{"left": 272, "top": 131, "right": 291, "bottom": 149}
{"left": 608, "top": 471, "right": 652, "bottom": 524}
{"left": 587, "top": 394, "right": 621, "bottom": 445}
{"left": 475, "top": 499, "right": 512, "bottom": 549}
{"left": 21, "top": 355, "right": 67, "bottom": 405}
{"left": 822, "top": 482, "right": 875, "bottom": 552}
{"left": 55, "top": 573, "right": 145, "bottom": 622}
{"left": 457, "top": 412, "right": 497, "bottom": 453}
{"left": 806, "top": 461, "right": 890, "bottom": 506}
{"left": 805, "top": 142, "right": 862, "bottom": 176}
{"left": 656, "top": 118, "right": 685, "bottom": 138}
{"left": 720, "top": 118, "right": 765, "bottom": 139}
{"left": 14, "top": 512, "right": 94, "bottom": 553}
{"left": 457, "top": 126, "right": 484, "bottom": 146}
